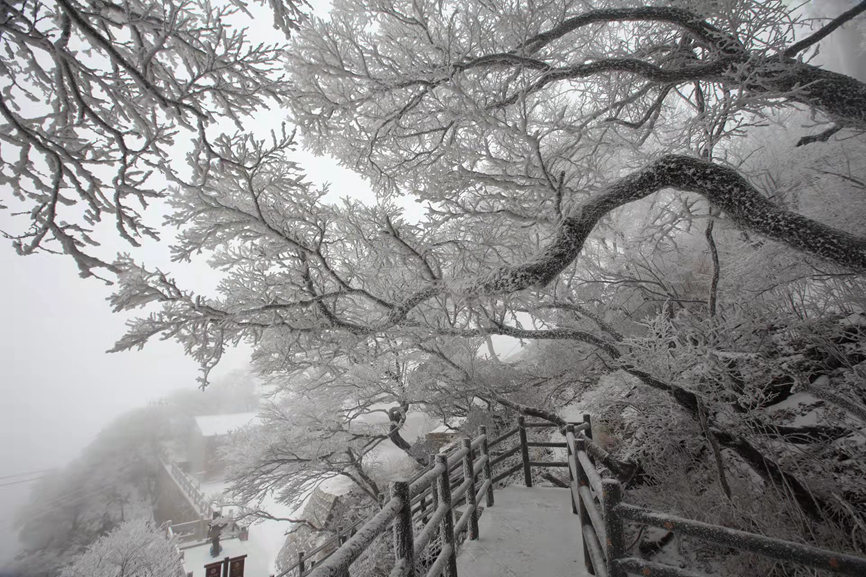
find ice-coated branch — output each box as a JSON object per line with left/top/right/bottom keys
{"left": 517, "top": 6, "right": 744, "bottom": 56}
{"left": 1, "top": 0, "right": 295, "bottom": 276}
{"left": 783, "top": 1, "right": 866, "bottom": 58}
{"left": 114, "top": 154, "right": 866, "bottom": 361}
{"left": 458, "top": 155, "right": 866, "bottom": 299}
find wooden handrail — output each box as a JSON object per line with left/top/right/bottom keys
{"left": 581, "top": 524, "right": 608, "bottom": 577}
{"left": 566, "top": 415, "right": 866, "bottom": 577}
{"left": 488, "top": 426, "right": 518, "bottom": 448}
{"left": 294, "top": 416, "right": 604, "bottom": 577}
{"left": 302, "top": 427, "right": 498, "bottom": 577}
{"left": 413, "top": 501, "right": 450, "bottom": 555}
{"left": 616, "top": 504, "right": 866, "bottom": 577}
{"left": 489, "top": 444, "right": 521, "bottom": 467}
{"left": 492, "top": 463, "right": 522, "bottom": 484}
{"left": 576, "top": 448, "right": 603, "bottom": 495}
{"left": 579, "top": 484, "right": 606, "bottom": 547}
{"left": 305, "top": 497, "right": 402, "bottom": 577}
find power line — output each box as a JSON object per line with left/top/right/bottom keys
{"left": 16, "top": 482, "right": 131, "bottom": 526}
{"left": 0, "top": 468, "right": 54, "bottom": 481}
{"left": 17, "top": 468, "right": 163, "bottom": 523}
{"left": 0, "top": 475, "right": 47, "bottom": 488}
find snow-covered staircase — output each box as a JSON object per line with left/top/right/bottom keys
{"left": 455, "top": 487, "right": 587, "bottom": 577}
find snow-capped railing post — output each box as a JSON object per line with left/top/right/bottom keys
{"left": 390, "top": 481, "right": 414, "bottom": 577}
{"left": 478, "top": 426, "right": 494, "bottom": 507}
{"left": 582, "top": 414, "right": 593, "bottom": 440}
{"left": 436, "top": 453, "right": 459, "bottom": 577}
{"left": 517, "top": 416, "right": 532, "bottom": 487}
{"left": 571, "top": 434, "right": 596, "bottom": 575}
{"left": 602, "top": 479, "right": 626, "bottom": 577}
{"left": 565, "top": 425, "right": 578, "bottom": 515}
{"left": 297, "top": 551, "right": 305, "bottom": 577}
{"left": 461, "top": 438, "right": 480, "bottom": 540}
{"left": 418, "top": 491, "right": 428, "bottom": 524}
{"left": 429, "top": 453, "right": 440, "bottom": 541}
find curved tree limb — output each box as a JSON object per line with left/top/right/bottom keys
{"left": 783, "top": 1, "right": 866, "bottom": 58}
{"left": 458, "top": 154, "right": 866, "bottom": 300}
{"left": 412, "top": 6, "right": 866, "bottom": 129}
{"left": 516, "top": 7, "right": 744, "bottom": 56}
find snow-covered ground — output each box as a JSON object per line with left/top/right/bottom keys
{"left": 183, "top": 534, "right": 275, "bottom": 577}
{"left": 455, "top": 487, "right": 587, "bottom": 577}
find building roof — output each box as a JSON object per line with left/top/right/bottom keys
{"left": 194, "top": 412, "right": 258, "bottom": 437}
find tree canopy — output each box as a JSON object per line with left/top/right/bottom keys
{"left": 4, "top": 0, "right": 866, "bottom": 566}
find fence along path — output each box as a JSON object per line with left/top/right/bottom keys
{"left": 289, "top": 415, "right": 866, "bottom": 577}
{"left": 286, "top": 417, "right": 585, "bottom": 577}
{"left": 567, "top": 423, "right": 866, "bottom": 577}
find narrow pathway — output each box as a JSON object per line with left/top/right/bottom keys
{"left": 455, "top": 486, "right": 589, "bottom": 577}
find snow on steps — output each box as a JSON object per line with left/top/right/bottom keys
{"left": 455, "top": 486, "right": 590, "bottom": 577}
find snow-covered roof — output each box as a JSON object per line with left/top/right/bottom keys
{"left": 194, "top": 412, "right": 258, "bottom": 437}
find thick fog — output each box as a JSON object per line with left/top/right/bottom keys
{"left": 0, "top": 0, "right": 863, "bottom": 573}
{"left": 0, "top": 146, "right": 378, "bottom": 563}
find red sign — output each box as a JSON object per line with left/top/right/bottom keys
{"left": 229, "top": 556, "right": 246, "bottom": 577}
{"left": 204, "top": 561, "right": 222, "bottom": 577}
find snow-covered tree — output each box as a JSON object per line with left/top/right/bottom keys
{"left": 59, "top": 519, "right": 182, "bottom": 577}
{"left": 95, "top": 1, "right": 866, "bottom": 390}
{"left": 0, "top": 0, "right": 304, "bottom": 279}
{"left": 4, "top": 0, "right": 866, "bottom": 568}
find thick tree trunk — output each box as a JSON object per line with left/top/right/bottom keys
{"left": 456, "top": 155, "right": 866, "bottom": 300}
{"left": 754, "top": 60, "right": 866, "bottom": 129}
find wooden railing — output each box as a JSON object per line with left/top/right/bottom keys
{"left": 273, "top": 413, "right": 866, "bottom": 577}
{"left": 568, "top": 424, "right": 866, "bottom": 577}
{"left": 282, "top": 417, "right": 587, "bottom": 577}
{"left": 161, "top": 456, "right": 214, "bottom": 519}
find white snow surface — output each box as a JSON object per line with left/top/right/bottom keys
{"left": 195, "top": 412, "right": 259, "bottom": 437}
{"left": 455, "top": 487, "right": 588, "bottom": 577}
{"left": 181, "top": 491, "right": 295, "bottom": 577}
{"left": 183, "top": 535, "right": 272, "bottom": 577}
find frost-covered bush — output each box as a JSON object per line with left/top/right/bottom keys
{"left": 59, "top": 519, "right": 182, "bottom": 577}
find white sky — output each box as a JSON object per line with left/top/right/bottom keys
{"left": 0, "top": 0, "right": 862, "bottom": 566}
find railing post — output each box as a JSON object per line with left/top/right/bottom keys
{"left": 583, "top": 413, "right": 593, "bottom": 440}
{"left": 297, "top": 551, "right": 305, "bottom": 577}
{"left": 575, "top": 436, "right": 594, "bottom": 575}
{"left": 602, "top": 479, "right": 625, "bottom": 577}
{"left": 479, "top": 426, "right": 494, "bottom": 507}
{"left": 461, "top": 438, "right": 479, "bottom": 540}
{"left": 391, "top": 481, "right": 414, "bottom": 577}
{"left": 430, "top": 454, "right": 440, "bottom": 541}
{"left": 517, "top": 416, "right": 532, "bottom": 487}
{"left": 436, "top": 454, "right": 458, "bottom": 577}
{"left": 419, "top": 491, "right": 428, "bottom": 524}
{"left": 566, "top": 425, "right": 578, "bottom": 514}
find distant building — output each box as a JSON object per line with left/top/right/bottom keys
{"left": 188, "top": 412, "right": 258, "bottom": 480}
{"left": 425, "top": 422, "right": 466, "bottom": 452}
